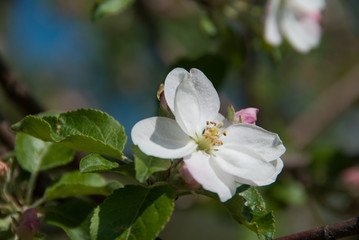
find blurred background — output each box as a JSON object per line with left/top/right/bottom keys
{"left": 1, "top": 0, "right": 359, "bottom": 239}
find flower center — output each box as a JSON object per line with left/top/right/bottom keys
{"left": 196, "top": 121, "right": 227, "bottom": 154}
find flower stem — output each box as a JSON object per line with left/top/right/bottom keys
{"left": 25, "top": 170, "right": 39, "bottom": 206}
{"left": 1, "top": 163, "right": 21, "bottom": 212}
{"left": 30, "top": 196, "right": 46, "bottom": 208}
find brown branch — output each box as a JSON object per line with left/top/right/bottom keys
{"left": 275, "top": 216, "right": 359, "bottom": 240}
{"left": 0, "top": 55, "right": 44, "bottom": 115}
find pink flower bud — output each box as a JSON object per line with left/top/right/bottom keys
{"left": 341, "top": 166, "right": 359, "bottom": 189}
{"left": 234, "top": 108, "right": 259, "bottom": 124}
{"left": 180, "top": 164, "right": 200, "bottom": 189}
{"left": 0, "top": 157, "right": 9, "bottom": 176}
{"left": 157, "top": 83, "right": 170, "bottom": 112}
{"left": 16, "top": 208, "right": 41, "bottom": 240}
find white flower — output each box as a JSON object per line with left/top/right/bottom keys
{"left": 131, "top": 68, "right": 286, "bottom": 202}
{"left": 264, "top": 0, "right": 326, "bottom": 53}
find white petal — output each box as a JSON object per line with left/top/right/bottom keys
{"left": 174, "top": 78, "right": 203, "bottom": 136}
{"left": 254, "top": 158, "right": 284, "bottom": 185}
{"left": 131, "top": 117, "right": 197, "bottom": 159}
{"left": 213, "top": 147, "right": 283, "bottom": 186}
{"left": 264, "top": 0, "right": 282, "bottom": 46}
{"left": 222, "top": 123, "right": 286, "bottom": 162}
{"left": 164, "top": 68, "right": 188, "bottom": 113}
{"left": 290, "top": 0, "right": 325, "bottom": 12}
{"left": 184, "top": 151, "right": 236, "bottom": 202}
{"left": 213, "top": 113, "right": 231, "bottom": 128}
{"left": 281, "top": 4, "right": 322, "bottom": 53}
{"left": 188, "top": 69, "right": 220, "bottom": 123}
{"left": 174, "top": 69, "right": 220, "bottom": 136}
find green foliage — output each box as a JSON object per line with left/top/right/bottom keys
{"left": 199, "top": 14, "right": 217, "bottom": 36}
{"left": 92, "top": 0, "right": 135, "bottom": 21}
{"left": 79, "top": 154, "right": 136, "bottom": 178}
{"left": 159, "top": 15, "right": 216, "bottom": 60}
{"left": 44, "top": 199, "right": 95, "bottom": 240}
{"left": 80, "top": 154, "right": 120, "bottom": 173}
{"left": 12, "top": 109, "right": 127, "bottom": 160}
{"left": 133, "top": 145, "right": 171, "bottom": 183}
{"left": 15, "top": 133, "right": 75, "bottom": 173}
{"left": 225, "top": 187, "right": 275, "bottom": 240}
{"left": 90, "top": 184, "right": 175, "bottom": 240}
{"left": 201, "top": 186, "right": 275, "bottom": 240}
{"left": 45, "top": 171, "right": 122, "bottom": 200}
{"left": 270, "top": 179, "right": 307, "bottom": 206}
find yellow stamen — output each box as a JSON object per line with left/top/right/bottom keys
{"left": 196, "top": 121, "right": 227, "bottom": 154}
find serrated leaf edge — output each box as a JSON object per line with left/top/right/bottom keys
{"left": 90, "top": 185, "right": 175, "bottom": 240}
{"left": 12, "top": 108, "right": 127, "bottom": 160}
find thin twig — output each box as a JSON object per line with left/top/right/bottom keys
{"left": 275, "top": 216, "right": 359, "bottom": 240}
{"left": 0, "top": 55, "right": 44, "bottom": 115}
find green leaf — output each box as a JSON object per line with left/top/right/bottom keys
{"left": 44, "top": 199, "right": 95, "bottom": 240}
{"left": 79, "top": 154, "right": 136, "bottom": 178}
{"left": 133, "top": 145, "right": 171, "bottom": 183}
{"left": 80, "top": 154, "right": 120, "bottom": 173}
{"left": 12, "top": 109, "right": 127, "bottom": 160}
{"left": 225, "top": 187, "right": 275, "bottom": 240}
{"left": 90, "top": 184, "right": 175, "bottom": 240}
{"left": 92, "top": 0, "right": 135, "bottom": 21}
{"left": 15, "top": 133, "right": 75, "bottom": 173}
{"left": 45, "top": 171, "right": 122, "bottom": 200}
{"left": 11, "top": 115, "right": 56, "bottom": 141}
{"left": 200, "top": 186, "right": 275, "bottom": 240}
{"left": 50, "top": 109, "right": 127, "bottom": 159}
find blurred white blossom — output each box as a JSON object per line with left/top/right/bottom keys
{"left": 264, "top": 0, "right": 326, "bottom": 53}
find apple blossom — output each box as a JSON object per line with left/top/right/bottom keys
{"left": 264, "top": 0, "right": 326, "bottom": 53}
{"left": 131, "top": 68, "right": 286, "bottom": 202}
